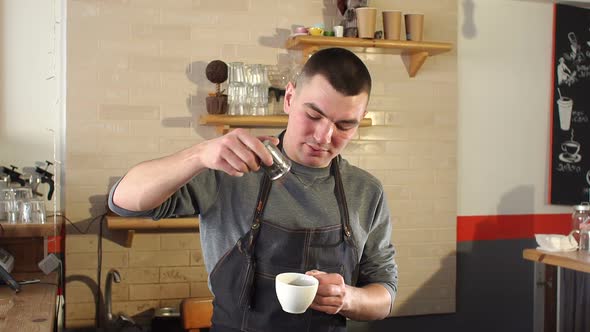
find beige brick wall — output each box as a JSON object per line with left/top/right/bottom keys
{"left": 66, "top": 0, "right": 456, "bottom": 327}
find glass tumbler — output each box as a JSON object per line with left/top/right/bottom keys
{"left": 0, "top": 188, "right": 33, "bottom": 201}
{"left": 227, "top": 62, "right": 248, "bottom": 116}
{"left": 248, "top": 64, "right": 269, "bottom": 116}
{"left": 0, "top": 200, "right": 18, "bottom": 224}
{"left": 19, "top": 199, "right": 46, "bottom": 224}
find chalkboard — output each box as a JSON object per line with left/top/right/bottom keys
{"left": 551, "top": 4, "right": 590, "bottom": 205}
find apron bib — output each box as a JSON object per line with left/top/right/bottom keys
{"left": 209, "top": 158, "right": 358, "bottom": 332}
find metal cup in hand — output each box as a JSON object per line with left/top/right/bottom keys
{"left": 262, "top": 140, "right": 291, "bottom": 180}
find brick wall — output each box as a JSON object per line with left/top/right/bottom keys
{"left": 66, "top": 0, "right": 457, "bottom": 327}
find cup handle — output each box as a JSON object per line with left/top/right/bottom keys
{"left": 568, "top": 229, "right": 580, "bottom": 246}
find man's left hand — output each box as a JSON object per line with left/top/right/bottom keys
{"left": 305, "top": 269, "right": 350, "bottom": 315}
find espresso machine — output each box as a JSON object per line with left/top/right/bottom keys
{"left": 0, "top": 165, "right": 27, "bottom": 187}
{"left": 30, "top": 161, "right": 55, "bottom": 200}
{"left": 1, "top": 161, "right": 54, "bottom": 200}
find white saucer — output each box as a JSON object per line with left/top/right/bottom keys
{"left": 559, "top": 152, "right": 582, "bottom": 163}
{"left": 537, "top": 246, "right": 578, "bottom": 252}
{"left": 289, "top": 32, "right": 308, "bottom": 37}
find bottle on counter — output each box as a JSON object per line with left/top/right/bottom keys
{"left": 572, "top": 202, "right": 590, "bottom": 250}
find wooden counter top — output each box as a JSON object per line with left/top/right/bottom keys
{"left": 523, "top": 248, "right": 590, "bottom": 273}
{"left": 0, "top": 272, "right": 58, "bottom": 332}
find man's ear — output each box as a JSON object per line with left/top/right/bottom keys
{"left": 283, "top": 82, "right": 296, "bottom": 115}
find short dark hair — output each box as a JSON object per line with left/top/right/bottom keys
{"left": 296, "top": 48, "right": 372, "bottom": 97}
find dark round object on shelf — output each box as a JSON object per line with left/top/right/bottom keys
{"left": 206, "top": 60, "right": 228, "bottom": 84}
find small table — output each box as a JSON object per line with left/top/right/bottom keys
{"left": 523, "top": 249, "right": 590, "bottom": 273}
{"left": 0, "top": 272, "right": 58, "bottom": 332}
{"left": 523, "top": 249, "right": 590, "bottom": 332}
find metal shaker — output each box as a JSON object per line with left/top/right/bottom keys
{"left": 573, "top": 202, "right": 590, "bottom": 251}
{"left": 261, "top": 140, "right": 291, "bottom": 180}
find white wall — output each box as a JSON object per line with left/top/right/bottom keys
{"left": 0, "top": 0, "right": 63, "bottom": 174}
{"left": 458, "top": 0, "right": 571, "bottom": 216}
{"left": 1, "top": 0, "right": 574, "bottom": 217}
{"left": 0, "top": 0, "right": 64, "bottom": 205}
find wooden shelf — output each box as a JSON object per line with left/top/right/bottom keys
{"left": 285, "top": 35, "right": 453, "bottom": 77}
{"left": 0, "top": 222, "right": 62, "bottom": 238}
{"left": 107, "top": 214, "right": 199, "bottom": 247}
{"left": 199, "top": 114, "right": 372, "bottom": 134}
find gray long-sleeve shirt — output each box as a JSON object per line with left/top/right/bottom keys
{"left": 109, "top": 156, "right": 398, "bottom": 307}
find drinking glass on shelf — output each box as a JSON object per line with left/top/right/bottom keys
{"left": 227, "top": 62, "right": 249, "bottom": 116}
{"left": 18, "top": 199, "right": 46, "bottom": 224}
{"left": 248, "top": 64, "right": 269, "bottom": 116}
{"left": 267, "top": 65, "right": 290, "bottom": 115}
{"left": 0, "top": 200, "right": 18, "bottom": 224}
{"left": 0, "top": 188, "right": 33, "bottom": 201}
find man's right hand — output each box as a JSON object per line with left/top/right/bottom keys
{"left": 198, "top": 129, "right": 279, "bottom": 177}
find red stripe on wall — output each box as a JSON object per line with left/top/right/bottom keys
{"left": 457, "top": 214, "right": 571, "bottom": 242}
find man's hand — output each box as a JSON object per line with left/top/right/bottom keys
{"left": 305, "top": 270, "right": 349, "bottom": 315}
{"left": 198, "top": 128, "right": 279, "bottom": 177}
{"left": 305, "top": 269, "right": 392, "bottom": 320}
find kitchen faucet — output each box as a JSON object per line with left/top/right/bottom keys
{"left": 105, "top": 269, "right": 121, "bottom": 323}
{"left": 105, "top": 269, "right": 142, "bottom": 331}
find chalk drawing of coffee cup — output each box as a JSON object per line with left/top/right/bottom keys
{"left": 562, "top": 140, "right": 581, "bottom": 155}
{"left": 559, "top": 140, "right": 582, "bottom": 163}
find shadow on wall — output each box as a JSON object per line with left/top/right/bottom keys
{"left": 462, "top": 0, "right": 477, "bottom": 40}
{"left": 64, "top": 194, "right": 109, "bottom": 326}
{"left": 349, "top": 253, "right": 459, "bottom": 332}
{"left": 458, "top": 185, "right": 536, "bottom": 332}
{"left": 390, "top": 254, "right": 456, "bottom": 317}
{"left": 64, "top": 189, "right": 155, "bottom": 330}
{"left": 185, "top": 60, "right": 218, "bottom": 140}
{"left": 350, "top": 185, "right": 536, "bottom": 332}
{"left": 64, "top": 194, "right": 110, "bottom": 235}
{"left": 153, "top": 60, "right": 216, "bottom": 141}
{"left": 258, "top": 28, "right": 291, "bottom": 49}
{"left": 64, "top": 274, "right": 104, "bottom": 328}
{"left": 65, "top": 273, "right": 151, "bottom": 331}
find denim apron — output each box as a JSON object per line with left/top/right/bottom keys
{"left": 209, "top": 158, "right": 359, "bottom": 332}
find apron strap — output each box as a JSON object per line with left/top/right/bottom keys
{"left": 246, "top": 173, "right": 271, "bottom": 252}
{"left": 331, "top": 158, "right": 352, "bottom": 238}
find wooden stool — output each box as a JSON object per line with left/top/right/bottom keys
{"left": 181, "top": 297, "right": 214, "bottom": 332}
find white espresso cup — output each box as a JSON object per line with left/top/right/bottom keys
{"left": 275, "top": 272, "right": 319, "bottom": 314}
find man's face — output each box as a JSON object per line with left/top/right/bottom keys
{"left": 282, "top": 74, "right": 368, "bottom": 168}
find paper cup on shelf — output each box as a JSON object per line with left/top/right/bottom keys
{"left": 382, "top": 10, "right": 402, "bottom": 40}
{"left": 356, "top": 7, "right": 377, "bottom": 38}
{"left": 404, "top": 13, "right": 424, "bottom": 41}
{"left": 333, "top": 25, "right": 344, "bottom": 37}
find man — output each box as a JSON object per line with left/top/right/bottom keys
{"left": 109, "top": 47, "right": 397, "bottom": 331}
